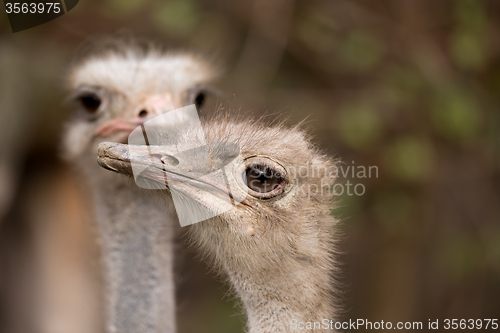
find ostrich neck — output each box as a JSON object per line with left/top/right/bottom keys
{"left": 93, "top": 179, "right": 178, "bottom": 333}
{"left": 228, "top": 260, "right": 335, "bottom": 333}
{"left": 190, "top": 214, "right": 336, "bottom": 333}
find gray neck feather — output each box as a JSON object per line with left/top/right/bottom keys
{"left": 93, "top": 180, "right": 177, "bottom": 333}
{"left": 189, "top": 215, "right": 336, "bottom": 333}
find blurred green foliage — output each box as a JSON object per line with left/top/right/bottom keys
{"left": 431, "top": 86, "right": 482, "bottom": 142}
{"left": 437, "top": 233, "right": 486, "bottom": 282}
{"left": 104, "top": 0, "right": 144, "bottom": 15}
{"left": 153, "top": 0, "right": 201, "bottom": 35}
{"left": 340, "top": 30, "right": 384, "bottom": 71}
{"left": 450, "top": 0, "right": 488, "bottom": 70}
{"left": 297, "top": 7, "right": 338, "bottom": 54}
{"left": 384, "top": 137, "right": 433, "bottom": 182}
{"left": 373, "top": 190, "right": 415, "bottom": 234}
{"left": 337, "top": 103, "right": 382, "bottom": 151}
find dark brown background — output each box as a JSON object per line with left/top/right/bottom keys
{"left": 0, "top": 0, "right": 499, "bottom": 332}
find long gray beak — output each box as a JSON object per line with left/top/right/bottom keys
{"left": 97, "top": 142, "right": 251, "bottom": 225}
{"left": 97, "top": 141, "right": 240, "bottom": 184}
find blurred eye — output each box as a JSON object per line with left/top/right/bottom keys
{"left": 243, "top": 165, "right": 284, "bottom": 194}
{"left": 194, "top": 92, "right": 205, "bottom": 109}
{"left": 78, "top": 94, "right": 102, "bottom": 114}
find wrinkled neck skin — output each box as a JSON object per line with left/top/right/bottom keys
{"left": 188, "top": 209, "right": 337, "bottom": 333}
{"left": 88, "top": 167, "right": 178, "bottom": 333}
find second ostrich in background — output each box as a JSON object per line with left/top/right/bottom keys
{"left": 62, "top": 43, "right": 219, "bottom": 333}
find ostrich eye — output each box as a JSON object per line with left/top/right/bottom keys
{"left": 243, "top": 165, "right": 284, "bottom": 194}
{"left": 194, "top": 92, "right": 205, "bottom": 109}
{"left": 78, "top": 94, "right": 101, "bottom": 113}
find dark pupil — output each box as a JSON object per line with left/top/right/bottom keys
{"left": 194, "top": 92, "right": 205, "bottom": 108}
{"left": 244, "top": 165, "right": 282, "bottom": 193}
{"left": 79, "top": 94, "right": 101, "bottom": 113}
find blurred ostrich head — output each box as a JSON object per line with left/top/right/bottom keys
{"left": 63, "top": 40, "right": 220, "bottom": 166}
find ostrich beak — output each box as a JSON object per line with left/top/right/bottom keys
{"left": 97, "top": 142, "right": 251, "bottom": 223}
{"left": 95, "top": 119, "right": 144, "bottom": 138}
{"left": 97, "top": 142, "right": 239, "bottom": 183}
{"left": 95, "top": 93, "right": 177, "bottom": 139}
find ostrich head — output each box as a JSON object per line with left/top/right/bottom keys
{"left": 97, "top": 115, "right": 340, "bottom": 332}
{"left": 63, "top": 44, "right": 219, "bottom": 172}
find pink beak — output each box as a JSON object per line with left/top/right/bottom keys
{"left": 95, "top": 119, "right": 142, "bottom": 137}
{"left": 95, "top": 94, "right": 176, "bottom": 138}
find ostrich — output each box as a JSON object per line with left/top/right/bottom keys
{"left": 96, "top": 114, "right": 340, "bottom": 333}
{"left": 62, "top": 43, "right": 219, "bottom": 333}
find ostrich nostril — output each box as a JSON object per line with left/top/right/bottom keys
{"left": 151, "top": 154, "right": 180, "bottom": 166}
{"left": 161, "top": 155, "right": 180, "bottom": 166}
{"left": 138, "top": 109, "right": 148, "bottom": 118}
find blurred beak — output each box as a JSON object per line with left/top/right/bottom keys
{"left": 95, "top": 93, "right": 176, "bottom": 139}
{"left": 95, "top": 119, "right": 143, "bottom": 138}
